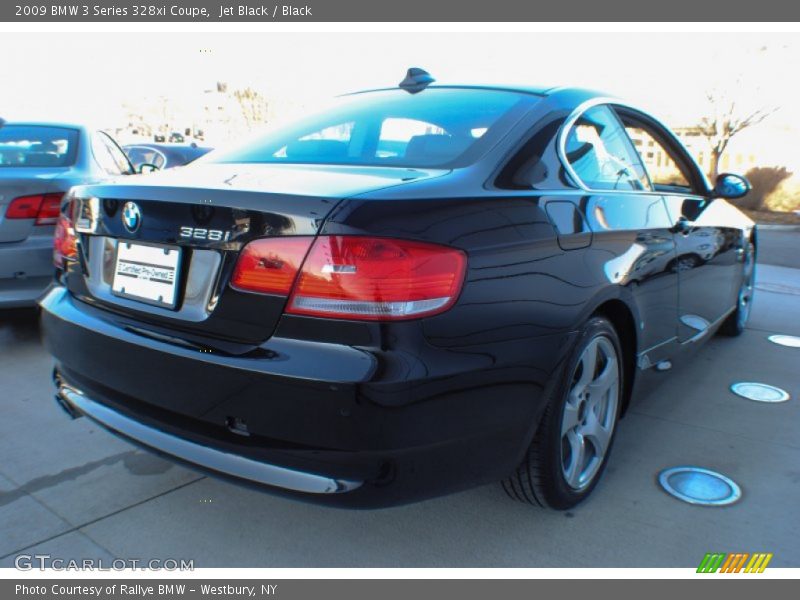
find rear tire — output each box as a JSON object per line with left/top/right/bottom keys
{"left": 503, "top": 316, "right": 623, "bottom": 509}
{"left": 719, "top": 240, "right": 755, "bottom": 337}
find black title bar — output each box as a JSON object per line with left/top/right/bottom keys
{"left": 3, "top": 0, "right": 800, "bottom": 22}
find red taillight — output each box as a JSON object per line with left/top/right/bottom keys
{"left": 6, "top": 195, "right": 42, "bottom": 219}
{"left": 286, "top": 236, "right": 467, "bottom": 321}
{"left": 35, "top": 194, "right": 63, "bottom": 225}
{"left": 230, "top": 237, "right": 315, "bottom": 295}
{"left": 53, "top": 214, "right": 78, "bottom": 269}
{"left": 6, "top": 193, "right": 64, "bottom": 225}
{"left": 230, "top": 235, "right": 467, "bottom": 320}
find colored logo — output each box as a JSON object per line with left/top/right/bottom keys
{"left": 122, "top": 202, "right": 142, "bottom": 233}
{"left": 697, "top": 552, "right": 773, "bottom": 573}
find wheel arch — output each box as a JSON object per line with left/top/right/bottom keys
{"left": 591, "top": 298, "right": 637, "bottom": 417}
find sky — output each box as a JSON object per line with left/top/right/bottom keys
{"left": 1, "top": 31, "right": 798, "bottom": 166}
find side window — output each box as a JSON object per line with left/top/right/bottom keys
{"left": 92, "top": 132, "right": 132, "bottom": 175}
{"left": 564, "top": 105, "right": 650, "bottom": 192}
{"left": 624, "top": 124, "right": 695, "bottom": 194}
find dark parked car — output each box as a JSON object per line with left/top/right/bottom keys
{"left": 124, "top": 143, "right": 212, "bottom": 171}
{"left": 0, "top": 120, "right": 133, "bottom": 308}
{"left": 41, "top": 73, "right": 755, "bottom": 509}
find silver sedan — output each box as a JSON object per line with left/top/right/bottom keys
{"left": 0, "top": 119, "right": 133, "bottom": 308}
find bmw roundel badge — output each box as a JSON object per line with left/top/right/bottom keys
{"left": 122, "top": 201, "right": 142, "bottom": 233}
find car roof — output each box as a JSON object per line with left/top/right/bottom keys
{"left": 346, "top": 83, "right": 562, "bottom": 97}
{"left": 1, "top": 120, "right": 87, "bottom": 130}
{"left": 344, "top": 83, "right": 603, "bottom": 98}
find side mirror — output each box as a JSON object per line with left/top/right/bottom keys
{"left": 138, "top": 163, "right": 160, "bottom": 174}
{"left": 713, "top": 173, "right": 750, "bottom": 199}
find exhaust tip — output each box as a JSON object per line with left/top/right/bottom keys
{"left": 52, "top": 371, "right": 83, "bottom": 420}
{"left": 54, "top": 390, "right": 82, "bottom": 420}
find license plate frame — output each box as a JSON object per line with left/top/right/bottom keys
{"left": 111, "top": 240, "right": 182, "bottom": 309}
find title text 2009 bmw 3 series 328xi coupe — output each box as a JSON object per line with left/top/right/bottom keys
{"left": 41, "top": 71, "right": 756, "bottom": 509}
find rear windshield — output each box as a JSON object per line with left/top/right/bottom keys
{"left": 210, "top": 88, "right": 538, "bottom": 169}
{"left": 0, "top": 125, "right": 79, "bottom": 168}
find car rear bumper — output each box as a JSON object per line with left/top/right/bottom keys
{"left": 0, "top": 234, "right": 52, "bottom": 307}
{"left": 40, "top": 285, "right": 570, "bottom": 507}
{"left": 54, "top": 376, "right": 362, "bottom": 494}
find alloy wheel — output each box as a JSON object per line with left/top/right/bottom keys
{"left": 560, "top": 335, "right": 620, "bottom": 491}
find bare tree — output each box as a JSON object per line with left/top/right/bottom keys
{"left": 232, "top": 87, "right": 269, "bottom": 130}
{"left": 697, "top": 84, "right": 778, "bottom": 181}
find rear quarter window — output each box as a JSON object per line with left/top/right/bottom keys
{"left": 562, "top": 105, "right": 650, "bottom": 192}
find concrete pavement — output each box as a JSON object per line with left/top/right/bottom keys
{"left": 0, "top": 231, "right": 798, "bottom": 568}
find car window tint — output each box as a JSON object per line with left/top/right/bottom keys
{"left": 211, "top": 88, "right": 537, "bottom": 169}
{"left": 625, "top": 126, "right": 693, "bottom": 193}
{"left": 564, "top": 106, "right": 650, "bottom": 192}
{"left": 0, "top": 125, "right": 79, "bottom": 167}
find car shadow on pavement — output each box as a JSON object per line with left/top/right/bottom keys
{"left": 0, "top": 308, "right": 40, "bottom": 345}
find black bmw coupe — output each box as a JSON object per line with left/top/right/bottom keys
{"left": 41, "top": 71, "right": 755, "bottom": 509}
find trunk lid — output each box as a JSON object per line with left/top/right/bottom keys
{"left": 65, "top": 163, "right": 446, "bottom": 345}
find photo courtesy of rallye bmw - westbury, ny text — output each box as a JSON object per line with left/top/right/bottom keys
{"left": 1, "top": 0, "right": 799, "bottom": 597}
{"left": 15, "top": 584, "right": 276, "bottom": 597}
